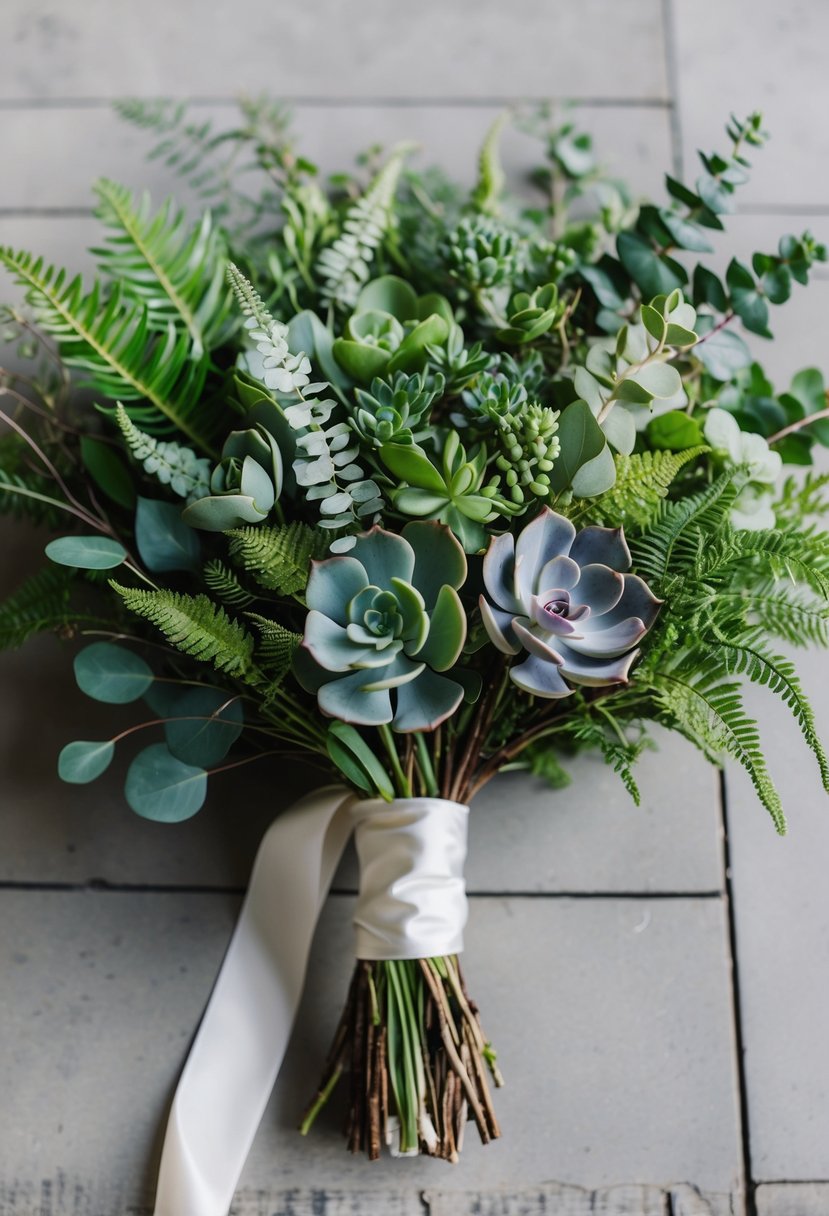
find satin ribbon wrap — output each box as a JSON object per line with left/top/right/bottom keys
{"left": 152, "top": 787, "right": 469, "bottom": 1216}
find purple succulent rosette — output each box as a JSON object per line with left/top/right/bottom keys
{"left": 295, "top": 521, "right": 468, "bottom": 731}
{"left": 480, "top": 507, "right": 661, "bottom": 698}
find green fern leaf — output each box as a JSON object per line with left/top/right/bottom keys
{"left": 226, "top": 521, "right": 322, "bottom": 596}
{"left": 632, "top": 472, "right": 738, "bottom": 586}
{"left": 92, "top": 180, "right": 232, "bottom": 355}
{"left": 652, "top": 669, "right": 786, "bottom": 833}
{"left": 712, "top": 628, "right": 829, "bottom": 794}
{"left": 0, "top": 248, "right": 218, "bottom": 454}
{"left": 595, "top": 446, "right": 708, "bottom": 528}
{"left": 0, "top": 566, "right": 74, "bottom": 648}
{"left": 246, "top": 612, "right": 302, "bottom": 678}
{"left": 203, "top": 560, "right": 255, "bottom": 608}
{"left": 745, "top": 588, "right": 829, "bottom": 648}
{"left": 110, "top": 583, "right": 254, "bottom": 676}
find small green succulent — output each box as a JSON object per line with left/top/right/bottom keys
{"left": 350, "top": 371, "right": 443, "bottom": 448}
{"left": 182, "top": 424, "right": 283, "bottom": 531}
{"left": 496, "top": 282, "right": 564, "bottom": 345}
{"left": 332, "top": 275, "right": 452, "bottom": 384}
{"left": 294, "top": 522, "right": 467, "bottom": 731}
{"left": 442, "top": 215, "right": 523, "bottom": 291}
{"left": 381, "top": 431, "right": 519, "bottom": 553}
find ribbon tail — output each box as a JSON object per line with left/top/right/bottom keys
{"left": 152, "top": 785, "right": 355, "bottom": 1216}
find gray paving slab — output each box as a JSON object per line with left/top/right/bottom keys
{"left": 0, "top": 103, "right": 673, "bottom": 212}
{"left": 723, "top": 656, "right": 829, "bottom": 1182}
{"left": 0, "top": 889, "right": 743, "bottom": 1210}
{"left": 0, "top": 1, "right": 668, "bottom": 103}
{"left": 671, "top": 0, "right": 829, "bottom": 208}
{"left": 0, "top": 515, "right": 724, "bottom": 894}
{"left": 756, "top": 1184, "right": 829, "bottom": 1216}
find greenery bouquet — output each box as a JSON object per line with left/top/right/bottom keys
{"left": 2, "top": 102, "right": 829, "bottom": 1179}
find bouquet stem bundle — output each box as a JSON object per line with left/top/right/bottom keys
{"left": 302, "top": 957, "right": 502, "bottom": 1161}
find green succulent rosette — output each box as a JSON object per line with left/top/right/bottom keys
{"left": 294, "top": 521, "right": 467, "bottom": 731}
{"left": 182, "top": 423, "right": 283, "bottom": 531}
{"left": 332, "top": 275, "right": 453, "bottom": 385}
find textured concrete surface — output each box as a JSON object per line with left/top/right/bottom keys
{"left": 1, "top": 2, "right": 828, "bottom": 1213}
{"left": 0, "top": 891, "right": 742, "bottom": 1212}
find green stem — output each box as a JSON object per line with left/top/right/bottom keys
{"left": 379, "top": 724, "right": 411, "bottom": 796}
{"left": 413, "top": 732, "right": 439, "bottom": 797}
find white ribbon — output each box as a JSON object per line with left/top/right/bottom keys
{"left": 152, "top": 787, "right": 469, "bottom": 1216}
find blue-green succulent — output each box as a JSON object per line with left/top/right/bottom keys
{"left": 294, "top": 522, "right": 468, "bottom": 731}
{"left": 480, "top": 508, "right": 661, "bottom": 697}
{"left": 182, "top": 424, "right": 283, "bottom": 531}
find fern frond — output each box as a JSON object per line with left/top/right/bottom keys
{"left": 0, "top": 433, "right": 68, "bottom": 526}
{"left": 569, "top": 711, "right": 646, "bottom": 804}
{"left": 0, "top": 566, "right": 74, "bottom": 648}
{"left": 471, "top": 113, "right": 508, "bottom": 216}
{"left": 697, "top": 529, "right": 829, "bottom": 599}
{"left": 110, "top": 583, "right": 255, "bottom": 676}
{"left": 245, "top": 612, "right": 302, "bottom": 678}
{"left": 226, "top": 521, "right": 322, "bottom": 596}
{"left": 92, "top": 179, "right": 232, "bottom": 356}
{"left": 651, "top": 669, "right": 786, "bottom": 833}
{"left": 743, "top": 587, "right": 829, "bottom": 648}
{"left": 203, "top": 560, "right": 255, "bottom": 608}
{"left": 712, "top": 628, "right": 829, "bottom": 793}
{"left": 0, "top": 248, "right": 217, "bottom": 453}
{"left": 632, "top": 472, "right": 738, "bottom": 586}
{"left": 595, "top": 446, "right": 708, "bottom": 528}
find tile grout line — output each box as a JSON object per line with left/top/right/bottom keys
{"left": 720, "top": 769, "right": 757, "bottom": 1216}
{"left": 0, "top": 878, "right": 725, "bottom": 899}
{"left": 0, "top": 95, "right": 673, "bottom": 111}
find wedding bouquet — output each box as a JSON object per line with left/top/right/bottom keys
{"left": 2, "top": 101, "right": 828, "bottom": 1208}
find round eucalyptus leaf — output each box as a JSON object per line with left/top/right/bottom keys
{"left": 136, "top": 496, "right": 201, "bottom": 572}
{"left": 74, "top": 642, "right": 154, "bottom": 704}
{"left": 45, "top": 535, "right": 127, "bottom": 570}
{"left": 164, "top": 688, "right": 244, "bottom": 767}
{"left": 58, "top": 739, "right": 115, "bottom": 784}
{"left": 125, "top": 744, "right": 207, "bottom": 822}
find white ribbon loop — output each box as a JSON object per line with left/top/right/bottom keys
{"left": 352, "top": 797, "right": 469, "bottom": 960}
{"left": 152, "top": 790, "right": 469, "bottom": 1216}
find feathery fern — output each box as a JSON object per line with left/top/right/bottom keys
{"left": 92, "top": 180, "right": 232, "bottom": 356}
{"left": 711, "top": 627, "right": 829, "bottom": 793}
{"left": 0, "top": 249, "right": 217, "bottom": 453}
{"left": 569, "top": 711, "right": 646, "bottom": 805}
{"left": 0, "top": 566, "right": 75, "bottom": 648}
{"left": 632, "top": 472, "right": 739, "bottom": 586}
{"left": 203, "top": 560, "right": 255, "bottom": 608}
{"left": 593, "top": 446, "right": 708, "bottom": 528}
{"left": 110, "top": 583, "right": 255, "bottom": 676}
{"left": 226, "top": 521, "right": 323, "bottom": 596}
{"left": 246, "top": 612, "right": 302, "bottom": 678}
{"left": 648, "top": 668, "right": 786, "bottom": 833}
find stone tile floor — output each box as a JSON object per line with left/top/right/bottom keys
{"left": 1, "top": 3, "right": 828, "bottom": 1213}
